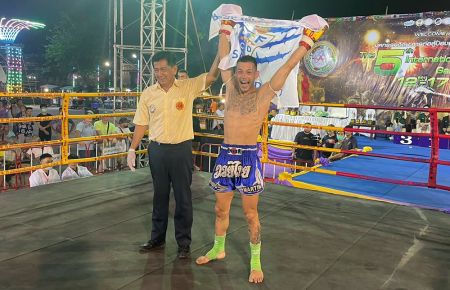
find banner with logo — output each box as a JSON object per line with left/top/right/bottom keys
{"left": 300, "top": 11, "right": 450, "bottom": 109}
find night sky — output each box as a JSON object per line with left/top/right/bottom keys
{"left": 0, "top": 0, "right": 449, "bottom": 73}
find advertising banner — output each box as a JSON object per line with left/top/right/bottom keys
{"left": 300, "top": 11, "right": 450, "bottom": 110}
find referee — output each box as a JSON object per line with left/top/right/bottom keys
{"left": 128, "top": 51, "right": 219, "bottom": 258}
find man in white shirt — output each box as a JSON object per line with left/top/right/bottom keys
{"left": 212, "top": 103, "right": 225, "bottom": 130}
{"left": 75, "top": 113, "right": 97, "bottom": 158}
{"left": 117, "top": 117, "right": 132, "bottom": 152}
{"left": 61, "top": 154, "right": 93, "bottom": 181}
{"left": 116, "top": 118, "right": 132, "bottom": 169}
{"left": 29, "top": 153, "right": 61, "bottom": 187}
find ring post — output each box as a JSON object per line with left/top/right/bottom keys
{"left": 428, "top": 108, "right": 439, "bottom": 188}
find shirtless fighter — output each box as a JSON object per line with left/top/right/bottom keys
{"left": 196, "top": 5, "right": 328, "bottom": 284}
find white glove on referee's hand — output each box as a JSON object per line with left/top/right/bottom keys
{"left": 127, "top": 149, "right": 136, "bottom": 172}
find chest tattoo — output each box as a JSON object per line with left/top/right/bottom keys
{"left": 227, "top": 91, "right": 258, "bottom": 115}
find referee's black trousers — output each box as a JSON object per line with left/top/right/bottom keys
{"left": 148, "top": 140, "right": 193, "bottom": 247}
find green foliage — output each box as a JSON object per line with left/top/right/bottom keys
{"left": 44, "top": 14, "right": 102, "bottom": 86}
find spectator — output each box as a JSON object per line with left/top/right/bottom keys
{"left": 74, "top": 112, "right": 97, "bottom": 158}
{"left": 210, "top": 99, "right": 218, "bottom": 114}
{"left": 193, "top": 99, "right": 203, "bottom": 114}
{"left": 94, "top": 116, "right": 118, "bottom": 136}
{"left": 416, "top": 105, "right": 430, "bottom": 133}
{"left": 17, "top": 107, "right": 34, "bottom": 143}
{"left": 11, "top": 99, "right": 25, "bottom": 117}
{"left": 14, "top": 101, "right": 26, "bottom": 118}
{"left": 328, "top": 125, "right": 358, "bottom": 162}
{"left": 192, "top": 100, "right": 204, "bottom": 151}
{"left": 12, "top": 102, "right": 26, "bottom": 138}
{"left": 116, "top": 117, "right": 131, "bottom": 169}
{"left": 91, "top": 98, "right": 101, "bottom": 114}
{"left": 268, "top": 108, "right": 277, "bottom": 122}
{"left": 61, "top": 154, "right": 93, "bottom": 181}
{"left": 37, "top": 104, "right": 53, "bottom": 141}
{"left": 52, "top": 108, "right": 75, "bottom": 140}
{"left": 417, "top": 105, "right": 430, "bottom": 123}
{"left": 320, "top": 124, "right": 338, "bottom": 158}
{"left": 29, "top": 153, "right": 61, "bottom": 187}
{"left": 440, "top": 113, "right": 449, "bottom": 134}
{"left": 178, "top": 69, "right": 189, "bottom": 80}
{"left": 117, "top": 117, "right": 131, "bottom": 147}
{"left": 267, "top": 108, "right": 278, "bottom": 136}
{"left": 392, "top": 105, "right": 407, "bottom": 132}
{"left": 0, "top": 100, "right": 11, "bottom": 141}
{"left": 0, "top": 138, "right": 17, "bottom": 188}
{"left": 94, "top": 116, "right": 118, "bottom": 172}
{"left": 294, "top": 122, "right": 318, "bottom": 166}
{"left": 212, "top": 102, "right": 225, "bottom": 131}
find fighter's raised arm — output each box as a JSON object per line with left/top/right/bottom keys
{"left": 218, "top": 24, "right": 233, "bottom": 83}
{"left": 216, "top": 4, "right": 243, "bottom": 84}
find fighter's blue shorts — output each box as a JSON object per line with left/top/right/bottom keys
{"left": 209, "top": 144, "right": 264, "bottom": 195}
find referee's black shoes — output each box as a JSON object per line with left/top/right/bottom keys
{"left": 139, "top": 240, "right": 165, "bottom": 253}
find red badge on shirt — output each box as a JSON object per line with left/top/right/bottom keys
{"left": 175, "top": 101, "right": 184, "bottom": 111}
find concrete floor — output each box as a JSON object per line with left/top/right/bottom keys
{"left": 0, "top": 169, "right": 449, "bottom": 290}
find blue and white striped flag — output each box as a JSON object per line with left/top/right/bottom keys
{"left": 210, "top": 12, "right": 310, "bottom": 108}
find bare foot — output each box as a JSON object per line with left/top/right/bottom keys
{"left": 249, "top": 270, "right": 264, "bottom": 283}
{"left": 195, "top": 252, "right": 226, "bottom": 265}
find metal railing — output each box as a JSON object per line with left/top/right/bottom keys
{"left": 1, "top": 92, "right": 448, "bottom": 193}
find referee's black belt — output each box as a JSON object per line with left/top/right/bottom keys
{"left": 150, "top": 140, "right": 191, "bottom": 146}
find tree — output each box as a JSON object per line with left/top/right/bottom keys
{"left": 44, "top": 14, "right": 103, "bottom": 87}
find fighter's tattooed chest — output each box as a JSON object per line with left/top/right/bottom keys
{"left": 226, "top": 92, "right": 258, "bottom": 115}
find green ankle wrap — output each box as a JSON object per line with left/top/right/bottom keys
{"left": 205, "top": 235, "right": 226, "bottom": 260}
{"left": 250, "top": 242, "right": 262, "bottom": 271}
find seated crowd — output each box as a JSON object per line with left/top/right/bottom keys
{"left": 0, "top": 99, "right": 133, "bottom": 189}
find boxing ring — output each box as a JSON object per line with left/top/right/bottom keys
{"left": 259, "top": 103, "right": 450, "bottom": 213}
{"left": 286, "top": 136, "right": 450, "bottom": 210}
